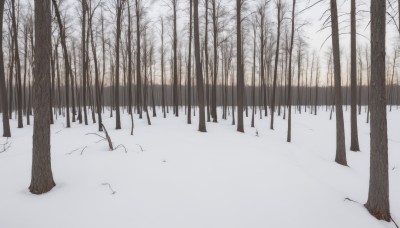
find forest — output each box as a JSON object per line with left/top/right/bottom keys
{"left": 0, "top": 0, "right": 398, "bottom": 227}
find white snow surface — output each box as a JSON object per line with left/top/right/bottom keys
{"left": 1, "top": 107, "right": 400, "bottom": 228}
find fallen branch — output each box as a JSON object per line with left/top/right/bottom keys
{"left": 86, "top": 133, "right": 107, "bottom": 140}
{"left": 80, "top": 146, "right": 88, "bottom": 155}
{"left": 65, "top": 147, "right": 81, "bottom": 155}
{"left": 392, "top": 218, "right": 400, "bottom": 228}
{"left": 101, "top": 183, "right": 116, "bottom": 195}
{"left": 136, "top": 144, "right": 145, "bottom": 152}
{"left": 0, "top": 138, "right": 11, "bottom": 153}
{"left": 114, "top": 144, "right": 128, "bottom": 153}
{"left": 344, "top": 197, "right": 359, "bottom": 204}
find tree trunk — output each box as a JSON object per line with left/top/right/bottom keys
{"left": 236, "top": 0, "right": 244, "bottom": 133}
{"left": 187, "top": 0, "right": 193, "bottom": 124}
{"left": 52, "top": 0, "right": 71, "bottom": 128}
{"left": 0, "top": 0, "right": 10, "bottom": 137}
{"left": 194, "top": 0, "right": 206, "bottom": 132}
{"left": 135, "top": 0, "right": 142, "bottom": 119}
{"left": 270, "top": 0, "right": 282, "bottom": 130}
{"left": 29, "top": 0, "right": 55, "bottom": 194}
{"left": 287, "top": 0, "right": 296, "bottom": 142}
{"left": 365, "top": 0, "right": 390, "bottom": 221}
{"left": 11, "top": 0, "right": 23, "bottom": 128}
{"left": 330, "top": 0, "right": 347, "bottom": 166}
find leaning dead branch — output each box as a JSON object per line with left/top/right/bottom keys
{"left": 87, "top": 124, "right": 128, "bottom": 153}
{"left": 101, "top": 124, "right": 114, "bottom": 151}
{"left": 86, "top": 133, "right": 107, "bottom": 140}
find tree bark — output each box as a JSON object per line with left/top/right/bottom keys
{"left": 270, "top": 0, "right": 282, "bottom": 130}
{"left": 0, "top": 0, "right": 10, "bottom": 137}
{"left": 29, "top": 0, "right": 55, "bottom": 194}
{"left": 287, "top": 0, "right": 296, "bottom": 142}
{"left": 236, "top": 0, "right": 244, "bottom": 133}
{"left": 365, "top": 0, "right": 390, "bottom": 221}
{"left": 194, "top": 0, "right": 206, "bottom": 132}
{"left": 187, "top": 0, "right": 193, "bottom": 124}
{"left": 330, "top": 0, "right": 347, "bottom": 166}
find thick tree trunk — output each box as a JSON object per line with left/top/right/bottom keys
{"left": 365, "top": 0, "right": 390, "bottom": 221}
{"left": 29, "top": 0, "right": 55, "bottom": 194}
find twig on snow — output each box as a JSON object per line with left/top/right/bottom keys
{"left": 86, "top": 133, "right": 107, "bottom": 140}
{"left": 101, "top": 183, "right": 116, "bottom": 195}
{"left": 392, "top": 218, "right": 400, "bottom": 228}
{"left": 66, "top": 146, "right": 88, "bottom": 155}
{"left": 66, "top": 147, "right": 81, "bottom": 155}
{"left": 114, "top": 144, "right": 128, "bottom": 153}
{"left": 344, "top": 197, "right": 360, "bottom": 204}
{"left": 80, "top": 146, "right": 88, "bottom": 155}
{"left": 0, "top": 138, "right": 11, "bottom": 153}
{"left": 136, "top": 144, "right": 145, "bottom": 152}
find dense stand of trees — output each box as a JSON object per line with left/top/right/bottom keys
{"left": 0, "top": 0, "right": 395, "bottom": 222}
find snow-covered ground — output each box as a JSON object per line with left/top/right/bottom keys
{"left": 1, "top": 106, "right": 400, "bottom": 228}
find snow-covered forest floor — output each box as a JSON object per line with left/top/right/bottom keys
{"left": 1, "top": 106, "right": 400, "bottom": 228}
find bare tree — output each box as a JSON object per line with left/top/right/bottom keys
{"left": 82, "top": 0, "right": 88, "bottom": 125}
{"left": 187, "top": 0, "right": 193, "bottom": 124}
{"left": 330, "top": 0, "right": 347, "bottom": 166}
{"left": 194, "top": 0, "right": 206, "bottom": 132}
{"left": 365, "top": 0, "right": 390, "bottom": 221}
{"left": 52, "top": 0, "right": 71, "bottom": 128}
{"left": 135, "top": 0, "right": 143, "bottom": 118}
{"left": 236, "top": 0, "right": 244, "bottom": 133}
{"left": 29, "top": 0, "right": 55, "bottom": 194}
{"left": 349, "top": 0, "right": 360, "bottom": 151}
{"left": 114, "top": 0, "right": 125, "bottom": 129}
{"left": 287, "top": 0, "right": 296, "bottom": 142}
{"left": 0, "top": 0, "right": 11, "bottom": 137}
{"left": 89, "top": 1, "right": 102, "bottom": 132}
{"left": 11, "top": 0, "right": 23, "bottom": 128}
{"left": 160, "top": 16, "right": 166, "bottom": 118}
{"left": 270, "top": 0, "right": 283, "bottom": 130}
{"left": 172, "top": 0, "right": 179, "bottom": 116}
